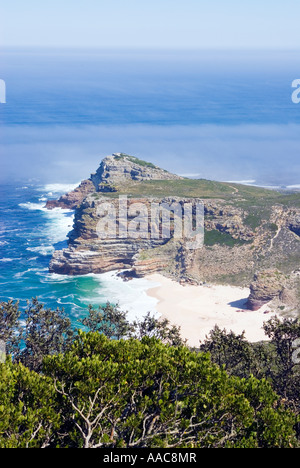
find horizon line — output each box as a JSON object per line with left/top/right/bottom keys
{"left": 2, "top": 46, "right": 300, "bottom": 53}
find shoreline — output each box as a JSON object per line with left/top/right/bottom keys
{"left": 145, "top": 273, "right": 275, "bottom": 346}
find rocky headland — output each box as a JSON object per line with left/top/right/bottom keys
{"left": 46, "top": 153, "right": 182, "bottom": 210}
{"left": 46, "top": 153, "right": 300, "bottom": 313}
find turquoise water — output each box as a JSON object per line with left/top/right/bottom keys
{"left": 0, "top": 183, "right": 159, "bottom": 323}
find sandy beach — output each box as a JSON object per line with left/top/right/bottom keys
{"left": 146, "top": 274, "right": 275, "bottom": 346}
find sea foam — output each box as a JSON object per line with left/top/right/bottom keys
{"left": 19, "top": 201, "right": 74, "bottom": 245}
{"left": 86, "top": 271, "right": 161, "bottom": 323}
{"left": 42, "top": 183, "right": 80, "bottom": 194}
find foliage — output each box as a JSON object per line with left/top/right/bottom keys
{"left": 0, "top": 299, "right": 74, "bottom": 371}
{"left": 0, "top": 300, "right": 22, "bottom": 357}
{"left": 114, "top": 153, "right": 158, "bottom": 169}
{"left": 0, "top": 360, "right": 59, "bottom": 448}
{"left": 263, "top": 317, "right": 300, "bottom": 407}
{"left": 80, "top": 302, "right": 134, "bottom": 340}
{"left": 0, "top": 333, "right": 297, "bottom": 448}
{"left": 81, "top": 304, "right": 185, "bottom": 346}
{"left": 132, "top": 312, "right": 185, "bottom": 346}
{"left": 45, "top": 333, "right": 298, "bottom": 448}
{"left": 0, "top": 300, "right": 299, "bottom": 448}
{"left": 200, "top": 326, "right": 258, "bottom": 378}
{"left": 19, "top": 298, "right": 74, "bottom": 372}
{"left": 204, "top": 230, "right": 249, "bottom": 247}
{"left": 201, "top": 319, "right": 300, "bottom": 411}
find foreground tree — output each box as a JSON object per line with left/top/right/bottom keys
{"left": 43, "top": 332, "right": 298, "bottom": 448}
{"left": 132, "top": 312, "right": 185, "bottom": 346}
{"left": 19, "top": 298, "right": 74, "bottom": 371}
{"left": 0, "top": 300, "right": 22, "bottom": 357}
{"left": 81, "top": 303, "right": 184, "bottom": 346}
{"left": 0, "top": 300, "right": 299, "bottom": 448}
{"left": 263, "top": 317, "right": 300, "bottom": 408}
{"left": 200, "top": 326, "right": 257, "bottom": 378}
{"left": 0, "top": 360, "right": 60, "bottom": 448}
{"left": 80, "top": 302, "right": 134, "bottom": 339}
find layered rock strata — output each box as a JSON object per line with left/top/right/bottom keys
{"left": 49, "top": 195, "right": 200, "bottom": 276}
{"left": 47, "top": 153, "right": 300, "bottom": 310}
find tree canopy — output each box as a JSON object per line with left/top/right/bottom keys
{"left": 0, "top": 299, "right": 299, "bottom": 448}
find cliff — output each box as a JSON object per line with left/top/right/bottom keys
{"left": 247, "top": 270, "right": 287, "bottom": 311}
{"left": 45, "top": 179, "right": 95, "bottom": 210}
{"left": 47, "top": 153, "right": 300, "bottom": 309}
{"left": 46, "top": 153, "right": 182, "bottom": 210}
{"left": 246, "top": 269, "right": 299, "bottom": 313}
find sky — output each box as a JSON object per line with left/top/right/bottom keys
{"left": 1, "top": 0, "right": 300, "bottom": 50}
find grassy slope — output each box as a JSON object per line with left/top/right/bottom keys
{"left": 98, "top": 178, "right": 300, "bottom": 207}
{"left": 89, "top": 177, "right": 300, "bottom": 286}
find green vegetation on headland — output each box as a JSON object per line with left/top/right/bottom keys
{"left": 0, "top": 299, "right": 299, "bottom": 448}
{"left": 113, "top": 153, "right": 159, "bottom": 169}
{"left": 99, "top": 177, "right": 300, "bottom": 205}
{"left": 204, "top": 229, "right": 250, "bottom": 247}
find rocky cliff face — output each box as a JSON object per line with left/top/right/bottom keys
{"left": 48, "top": 154, "right": 186, "bottom": 275}
{"left": 90, "top": 153, "right": 183, "bottom": 188}
{"left": 246, "top": 269, "right": 299, "bottom": 312}
{"left": 47, "top": 153, "right": 300, "bottom": 311}
{"left": 46, "top": 153, "right": 182, "bottom": 210}
{"left": 246, "top": 270, "right": 287, "bottom": 311}
{"left": 46, "top": 179, "right": 95, "bottom": 210}
{"left": 289, "top": 214, "right": 300, "bottom": 237}
{"left": 49, "top": 195, "right": 199, "bottom": 276}
{"left": 49, "top": 195, "right": 168, "bottom": 275}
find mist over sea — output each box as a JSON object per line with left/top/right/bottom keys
{"left": 0, "top": 48, "right": 299, "bottom": 320}
{"left": 1, "top": 49, "right": 300, "bottom": 185}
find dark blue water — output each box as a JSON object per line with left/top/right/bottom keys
{"left": 1, "top": 49, "right": 299, "bottom": 126}
{"left": 1, "top": 49, "right": 300, "bottom": 185}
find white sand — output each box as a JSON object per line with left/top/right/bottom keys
{"left": 146, "top": 274, "right": 276, "bottom": 346}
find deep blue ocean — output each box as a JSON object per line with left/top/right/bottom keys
{"left": 0, "top": 48, "right": 299, "bottom": 321}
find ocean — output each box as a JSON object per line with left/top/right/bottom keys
{"left": 0, "top": 182, "right": 159, "bottom": 323}
{"left": 0, "top": 48, "right": 299, "bottom": 321}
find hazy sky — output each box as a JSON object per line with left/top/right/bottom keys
{"left": 1, "top": 0, "right": 300, "bottom": 49}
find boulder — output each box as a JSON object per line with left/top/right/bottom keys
{"left": 247, "top": 269, "right": 286, "bottom": 311}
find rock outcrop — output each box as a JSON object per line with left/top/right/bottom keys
{"left": 47, "top": 153, "right": 300, "bottom": 294}
{"left": 46, "top": 153, "right": 182, "bottom": 210}
{"left": 289, "top": 214, "right": 300, "bottom": 237}
{"left": 46, "top": 179, "right": 95, "bottom": 210}
{"left": 90, "top": 153, "right": 183, "bottom": 188}
{"left": 49, "top": 195, "right": 198, "bottom": 276}
{"left": 246, "top": 270, "right": 286, "bottom": 311}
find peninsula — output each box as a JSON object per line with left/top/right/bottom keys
{"left": 46, "top": 153, "right": 300, "bottom": 341}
